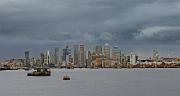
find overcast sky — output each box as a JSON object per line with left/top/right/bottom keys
{"left": 0, "top": 0, "right": 180, "bottom": 59}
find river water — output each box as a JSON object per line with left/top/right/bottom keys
{"left": 0, "top": 68, "right": 179, "bottom": 96}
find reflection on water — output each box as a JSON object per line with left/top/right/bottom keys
{"left": 0, "top": 69, "right": 180, "bottom": 96}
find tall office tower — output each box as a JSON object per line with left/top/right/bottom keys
{"left": 103, "top": 43, "right": 111, "bottom": 59}
{"left": 67, "top": 53, "right": 73, "bottom": 65}
{"left": 50, "top": 51, "right": 55, "bottom": 64}
{"left": 130, "top": 52, "right": 137, "bottom": 65}
{"left": 25, "top": 51, "right": 30, "bottom": 68}
{"left": 112, "top": 46, "right": 121, "bottom": 64}
{"left": 40, "top": 53, "right": 45, "bottom": 67}
{"left": 79, "top": 45, "right": 85, "bottom": 68}
{"left": 68, "top": 51, "right": 73, "bottom": 65}
{"left": 62, "top": 46, "right": 71, "bottom": 65}
{"left": 74, "top": 45, "right": 79, "bottom": 67}
{"left": 44, "top": 51, "right": 50, "bottom": 66}
{"left": 54, "top": 48, "right": 60, "bottom": 65}
{"left": 95, "top": 45, "right": 102, "bottom": 55}
{"left": 152, "top": 50, "right": 159, "bottom": 62}
{"left": 62, "top": 46, "right": 70, "bottom": 61}
{"left": 86, "top": 50, "right": 92, "bottom": 67}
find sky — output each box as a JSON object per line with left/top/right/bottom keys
{"left": 0, "top": 0, "right": 180, "bottom": 59}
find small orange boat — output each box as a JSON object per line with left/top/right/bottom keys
{"left": 63, "top": 75, "right": 70, "bottom": 80}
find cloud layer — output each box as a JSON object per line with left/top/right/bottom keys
{"left": 0, "top": 0, "right": 180, "bottom": 58}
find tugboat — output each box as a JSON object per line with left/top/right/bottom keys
{"left": 63, "top": 75, "right": 70, "bottom": 80}
{"left": 27, "top": 68, "right": 51, "bottom": 76}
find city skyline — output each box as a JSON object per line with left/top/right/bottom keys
{"left": 0, "top": 43, "right": 179, "bottom": 60}
{"left": 1, "top": 43, "right": 180, "bottom": 69}
{"left": 1, "top": 0, "right": 180, "bottom": 59}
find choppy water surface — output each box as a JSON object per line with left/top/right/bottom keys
{"left": 0, "top": 68, "right": 180, "bottom": 96}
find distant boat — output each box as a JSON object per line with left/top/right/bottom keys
{"left": 63, "top": 75, "right": 70, "bottom": 80}
{"left": 27, "top": 68, "right": 51, "bottom": 76}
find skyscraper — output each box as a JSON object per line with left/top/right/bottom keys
{"left": 95, "top": 45, "right": 102, "bottom": 55}
{"left": 130, "top": 52, "right": 138, "bottom": 65}
{"left": 112, "top": 46, "right": 121, "bottom": 64}
{"left": 74, "top": 45, "right": 79, "bottom": 67}
{"left": 44, "top": 51, "right": 50, "bottom": 66}
{"left": 40, "top": 53, "right": 45, "bottom": 67}
{"left": 152, "top": 50, "right": 159, "bottom": 62}
{"left": 103, "top": 43, "right": 111, "bottom": 59}
{"left": 79, "top": 45, "right": 85, "bottom": 68}
{"left": 54, "top": 48, "right": 60, "bottom": 65}
{"left": 62, "top": 46, "right": 70, "bottom": 61}
{"left": 62, "top": 46, "right": 71, "bottom": 65}
{"left": 25, "top": 51, "right": 30, "bottom": 68}
{"left": 50, "top": 51, "right": 55, "bottom": 65}
{"left": 86, "top": 50, "right": 92, "bottom": 67}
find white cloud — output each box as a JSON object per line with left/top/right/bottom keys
{"left": 137, "top": 26, "right": 180, "bottom": 38}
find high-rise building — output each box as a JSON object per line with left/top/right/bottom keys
{"left": 130, "top": 52, "right": 138, "bottom": 65}
{"left": 103, "top": 43, "right": 111, "bottom": 59}
{"left": 25, "top": 51, "right": 30, "bottom": 68}
{"left": 65, "top": 50, "right": 73, "bottom": 65}
{"left": 40, "top": 53, "right": 45, "bottom": 67}
{"left": 112, "top": 46, "right": 121, "bottom": 64}
{"left": 44, "top": 51, "right": 50, "bottom": 66}
{"left": 95, "top": 45, "right": 102, "bottom": 55}
{"left": 69, "top": 53, "right": 73, "bottom": 64}
{"left": 50, "top": 51, "right": 55, "bottom": 64}
{"left": 62, "top": 46, "right": 71, "bottom": 66}
{"left": 79, "top": 45, "right": 85, "bottom": 68}
{"left": 86, "top": 50, "right": 92, "bottom": 67}
{"left": 152, "top": 50, "right": 159, "bottom": 62}
{"left": 74, "top": 45, "right": 79, "bottom": 67}
{"left": 54, "top": 48, "right": 60, "bottom": 65}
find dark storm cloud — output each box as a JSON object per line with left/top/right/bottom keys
{"left": 1, "top": 0, "right": 180, "bottom": 59}
{"left": 1, "top": 0, "right": 180, "bottom": 45}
